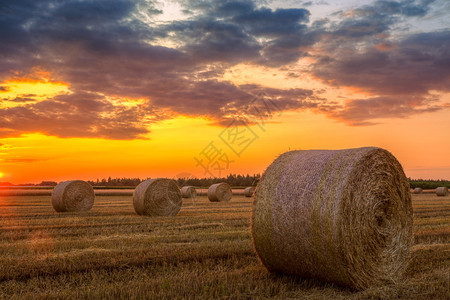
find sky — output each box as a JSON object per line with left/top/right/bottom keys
{"left": 0, "top": 0, "right": 449, "bottom": 184}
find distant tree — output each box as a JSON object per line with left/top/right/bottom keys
{"left": 38, "top": 181, "right": 58, "bottom": 186}
{"left": 408, "top": 178, "right": 450, "bottom": 189}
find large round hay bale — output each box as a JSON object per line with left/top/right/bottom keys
{"left": 181, "top": 186, "right": 197, "bottom": 198}
{"left": 436, "top": 187, "right": 448, "bottom": 196}
{"left": 244, "top": 186, "right": 255, "bottom": 197}
{"left": 252, "top": 147, "right": 413, "bottom": 290}
{"left": 413, "top": 187, "right": 423, "bottom": 194}
{"left": 133, "top": 178, "right": 182, "bottom": 216}
{"left": 208, "top": 183, "right": 232, "bottom": 202}
{"left": 52, "top": 180, "right": 95, "bottom": 212}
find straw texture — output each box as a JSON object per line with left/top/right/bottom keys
{"left": 244, "top": 187, "right": 255, "bottom": 197}
{"left": 208, "top": 183, "right": 232, "bottom": 202}
{"left": 436, "top": 187, "right": 448, "bottom": 196}
{"left": 133, "top": 178, "right": 182, "bottom": 216}
{"left": 181, "top": 186, "right": 197, "bottom": 198}
{"left": 413, "top": 187, "right": 423, "bottom": 194}
{"left": 251, "top": 147, "right": 413, "bottom": 290}
{"left": 52, "top": 180, "right": 95, "bottom": 212}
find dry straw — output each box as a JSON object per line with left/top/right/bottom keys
{"left": 436, "top": 187, "right": 448, "bottom": 196}
{"left": 52, "top": 180, "right": 95, "bottom": 212}
{"left": 133, "top": 178, "right": 182, "bottom": 216}
{"left": 181, "top": 186, "right": 197, "bottom": 198}
{"left": 208, "top": 183, "right": 232, "bottom": 202}
{"left": 251, "top": 147, "right": 413, "bottom": 290}
{"left": 244, "top": 187, "right": 255, "bottom": 197}
{"left": 413, "top": 187, "right": 423, "bottom": 194}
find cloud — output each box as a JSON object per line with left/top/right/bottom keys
{"left": 0, "top": 0, "right": 323, "bottom": 139}
{"left": 313, "top": 30, "right": 450, "bottom": 95}
{"left": 319, "top": 95, "right": 442, "bottom": 125}
{"left": 309, "top": 1, "right": 449, "bottom": 124}
{"left": 329, "top": 0, "right": 434, "bottom": 39}
{"left": 0, "top": 0, "right": 447, "bottom": 137}
{"left": 159, "top": 0, "right": 315, "bottom": 66}
{"left": 7, "top": 97, "right": 37, "bottom": 103}
{"left": 0, "top": 92, "right": 170, "bottom": 139}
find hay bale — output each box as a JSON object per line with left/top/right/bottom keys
{"left": 52, "top": 180, "right": 95, "bottom": 212}
{"left": 413, "top": 187, "right": 423, "bottom": 194}
{"left": 251, "top": 147, "right": 413, "bottom": 290}
{"left": 244, "top": 186, "right": 255, "bottom": 197}
{"left": 436, "top": 187, "right": 448, "bottom": 196}
{"left": 208, "top": 183, "right": 232, "bottom": 202}
{"left": 133, "top": 178, "right": 182, "bottom": 216}
{"left": 181, "top": 186, "right": 197, "bottom": 198}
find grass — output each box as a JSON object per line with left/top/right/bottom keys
{"left": 0, "top": 193, "right": 448, "bottom": 299}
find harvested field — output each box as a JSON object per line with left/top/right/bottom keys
{"left": 0, "top": 193, "right": 448, "bottom": 299}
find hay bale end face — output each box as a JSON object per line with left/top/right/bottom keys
{"left": 52, "top": 180, "right": 95, "bottom": 212}
{"left": 413, "top": 187, "right": 423, "bottom": 194}
{"left": 251, "top": 147, "right": 413, "bottom": 290}
{"left": 133, "top": 178, "right": 182, "bottom": 216}
{"left": 181, "top": 186, "right": 197, "bottom": 198}
{"left": 244, "top": 186, "right": 255, "bottom": 197}
{"left": 436, "top": 187, "right": 449, "bottom": 196}
{"left": 208, "top": 183, "right": 232, "bottom": 202}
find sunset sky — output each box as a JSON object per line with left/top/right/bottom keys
{"left": 0, "top": 0, "right": 449, "bottom": 184}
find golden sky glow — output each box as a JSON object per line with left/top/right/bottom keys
{"left": 0, "top": 68, "right": 449, "bottom": 183}
{"left": 0, "top": 0, "right": 449, "bottom": 183}
{"left": 0, "top": 75, "right": 69, "bottom": 109}
{"left": 0, "top": 95, "right": 449, "bottom": 183}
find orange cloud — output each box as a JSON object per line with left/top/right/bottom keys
{"left": 0, "top": 71, "right": 70, "bottom": 108}
{"left": 375, "top": 43, "right": 394, "bottom": 51}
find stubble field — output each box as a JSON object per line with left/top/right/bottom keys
{"left": 0, "top": 193, "right": 448, "bottom": 299}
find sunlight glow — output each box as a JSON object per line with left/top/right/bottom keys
{"left": 0, "top": 72, "right": 70, "bottom": 108}
{"left": 108, "top": 96, "right": 147, "bottom": 108}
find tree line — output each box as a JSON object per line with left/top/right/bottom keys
{"left": 82, "top": 176, "right": 450, "bottom": 189}
{"left": 3, "top": 176, "right": 449, "bottom": 189}
{"left": 85, "top": 174, "right": 262, "bottom": 188}
{"left": 408, "top": 179, "right": 450, "bottom": 189}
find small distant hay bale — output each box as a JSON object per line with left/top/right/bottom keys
{"left": 181, "top": 186, "right": 197, "bottom": 198}
{"left": 208, "top": 183, "right": 232, "bottom": 202}
{"left": 133, "top": 178, "right": 182, "bottom": 216}
{"left": 52, "top": 180, "right": 95, "bottom": 212}
{"left": 413, "top": 187, "right": 423, "bottom": 194}
{"left": 251, "top": 147, "right": 413, "bottom": 290}
{"left": 436, "top": 187, "right": 448, "bottom": 196}
{"left": 244, "top": 187, "right": 255, "bottom": 197}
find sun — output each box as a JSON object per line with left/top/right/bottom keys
{"left": 0, "top": 172, "right": 4, "bottom": 178}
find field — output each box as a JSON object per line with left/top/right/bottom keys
{"left": 0, "top": 193, "right": 448, "bottom": 299}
